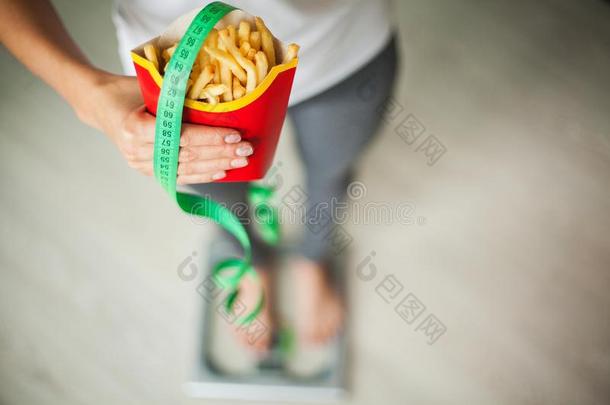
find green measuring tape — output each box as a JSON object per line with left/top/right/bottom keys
{"left": 154, "top": 1, "right": 277, "bottom": 325}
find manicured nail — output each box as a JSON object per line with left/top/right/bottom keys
{"left": 224, "top": 133, "right": 241, "bottom": 144}
{"left": 231, "top": 158, "right": 248, "bottom": 168}
{"left": 212, "top": 171, "right": 226, "bottom": 180}
{"left": 236, "top": 145, "right": 253, "bottom": 157}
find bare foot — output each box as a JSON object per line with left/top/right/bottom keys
{"left": 294, "top": 258, "right": 344, "bottom": 345}
{"left": 227, "top": 267, "right": 274, "bottom": 352}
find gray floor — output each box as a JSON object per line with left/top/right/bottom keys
{"left": 2, "top": 0, "right": 610, "bottom": 404}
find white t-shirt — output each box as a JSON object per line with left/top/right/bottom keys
{"left": 112, "top": 0, "right": 392, "bottom": 105}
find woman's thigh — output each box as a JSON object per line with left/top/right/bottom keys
{"left": 288, "top": 36, "right": 399, "bottom": 184}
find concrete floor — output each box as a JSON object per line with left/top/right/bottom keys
{"left": 1, "top": 0, "right": 610, "bottom": 404}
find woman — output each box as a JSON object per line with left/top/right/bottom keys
{"left": 0, "top": 0, "right": 397, "bottom": 352}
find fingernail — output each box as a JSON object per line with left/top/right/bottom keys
{"left": 180, "top": 137, "right": 188, "bottom": 146}
{"left": 236, "top": 145, "right": 253, "bottom": 157}
{"left": 224, "top": 133, "right": 241, "bottom": 144}
{"left": 231, "top": 158, "right": 248, "bottom": 168}
{"left": 212, "top": 171, "right": 226, "bottom": 180}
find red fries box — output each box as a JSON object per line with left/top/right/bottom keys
{"left": 130, "top": 8, "right": 298, "bottom": 182}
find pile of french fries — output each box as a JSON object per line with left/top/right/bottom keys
{"left": 143, "top": 16, "right": 299, "bottom": 105}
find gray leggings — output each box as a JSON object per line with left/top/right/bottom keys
{"left": 190, "top": 36, "right": 398, "bottom": 265}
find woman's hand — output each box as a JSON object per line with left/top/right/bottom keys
{"left": 1, "top": 1, "right": 252, "bottom": 184}
{"left": 79, "top": 73, "right": 253, "bottom": 184}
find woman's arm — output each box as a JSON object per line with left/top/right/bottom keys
{"left": 0, "top": 0, "right": 106, "bottom": 122}
{"left": 0, "top": 0, "right": 253, "bottom": 184}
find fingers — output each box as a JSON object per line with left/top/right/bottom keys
{"left": 127, "top": 155, "right": 245, "bottom": 185}
{"left": 125, "top": 143, "right": 154, "bottom": 162}
{"left": 128, "top": 137, "right": 252, "bottom": 163}
{"left": 177, "top": 171, "right": 227, "bottom": 185}
{"left": 175, "top": 127, "right": 251, "bottom": 183}
{"left": 120, "top": 106, "right": 250, "bottom": 183}
{"left": 126, "top": 160, "right": 153, "bottom": 176}
{"left": 179, "top": 123, "right": 241, "bottom": 146}
{"left": 178, "top": 141, "right": 253, "bottom": 162}
{"left": 122, "top": 107, "right": 242, "bottom": 147}
{"left": 177, "top": 156, "right": 249, "bottom": 176}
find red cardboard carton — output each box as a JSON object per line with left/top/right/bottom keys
{"left": 130, "top": 9, "right": 298, "bottom": 182}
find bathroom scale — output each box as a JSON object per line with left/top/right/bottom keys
{"left": 184, "top": 241, "right": 349, "bottom": 402}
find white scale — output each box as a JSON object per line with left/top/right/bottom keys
{"left": 185, "top": 242, "right": 348, "bottom": 402}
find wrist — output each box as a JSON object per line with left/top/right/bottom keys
{"left": 68, "top": 68, "right": 119, "bottom": 130}
{"left": 69, "top": 70, "right": 144, "bottom": 142}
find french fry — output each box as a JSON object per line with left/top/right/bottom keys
{"left": 238, "top": 21, "right": 251, "bottom": 44}
{"left": 197, "top": 47, "right": 210, "bottom": 67}
{"left": 260, "top": 31, "right": 276, "bottom": 67}
{"left": 213, "top": 59, "right": 221, "bottom": 84}
{"left": 162, "top": 43, "right": 177, "bottom": 71}
{"left": 255, "top": 17, "right": 276, "bottom": 66}
{"left": 219, "top": 29, "right": 257, "bottom": 93}
{"left": 204, "top": 46, "right": 247, "bottom": 83}
{"left": 162, "top": 43, "right": 176, "bottom": 60}
{"left": 254, "top": 51, "right": 268, "bottom": 85}
{"left": 227, "top": 25, "right": 237, "bottom": 46}
{"left": 283, "top": 43, "right": 300, "bottom": 64}
{"left": 239, "top": 41, "right": 251, "bottom": 57}
{"left": 144, "top": 43, "right": 160, "bottom": 71}
{"left": 218, "top": 55, "right": 233, "bottom": 102}
{"left": 249, "top": 31, "right": 261, "bottom": 51}
{"left": 186, "top": 78, "right": 193, "bottom": 96}
{"left": 246, "top": 48, "right": 256, "bottom": 61}
{"left": 204, "top": 83, "right": 228, "bottom": 97}
{"left": 214, "top": 37, "right": 224, "bottom": 90}
{"left": 202, "top": 92, "right": 219, "bottom": 105}
{"left": 189, "top": 63, "right": 201, "bottom": 84}
{"left": 233, "top": 76, "right": 246, "bottom": 99}
{"left": 205, "top": 29, "right": 218, "bottom": 50}
{"left": 187, "top": 64, "right": 214, "bottom": 99}
{"left": 254, "top": 17, "right": 268, "bottom": 36}
{"left": 217, "top": 32, "right": 227, "bottom": 54}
